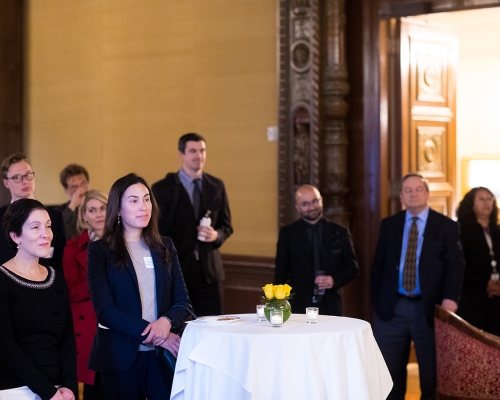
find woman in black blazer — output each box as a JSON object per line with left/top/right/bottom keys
{"left": 456, "top": 187, "right": 500, "bottom": 336}
{"left": 87, "top": 173, "right": 191, "bottom": 400}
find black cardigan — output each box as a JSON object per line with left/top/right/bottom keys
{"left": 0, "top": 266, "right": 77, "bottom": 400}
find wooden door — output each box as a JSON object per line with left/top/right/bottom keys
{"left": 384, "top": 17, "right": 458, "bottom": 217}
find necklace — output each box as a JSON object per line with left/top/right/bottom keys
{"left": 0, "top": 265, "right": 55, "bottom": 289}
{"left": 9, "top": 258, "right": 47, "bottom": 281}
{"left": 483, "top": 227, "right": 499, "bottom": 281}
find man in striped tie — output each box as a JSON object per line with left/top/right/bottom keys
{"left": 370, "top": 173, "right": 465, "bottom": 400}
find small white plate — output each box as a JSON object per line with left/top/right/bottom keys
{"left": 197, "top": 315, "right": 241, "bottom": 324}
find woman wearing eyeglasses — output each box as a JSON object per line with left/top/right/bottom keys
{"left": 87, "top": 174, "right": 191, "bottom": 399}
{"left": 63, "top": 190, "right": 108, "bottom": 400}
{"left": 456, "top": 187, "right": 500, "bottom": 336}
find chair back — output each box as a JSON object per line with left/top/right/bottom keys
{"left": 435, "top": 305, "right": 500, "bottom": 400}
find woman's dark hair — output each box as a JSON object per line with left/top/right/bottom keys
{"left": 456, "top": 187, "right": 498, "bottom": 228}
{"left": 3, "top": 199, "right": 47, "bottom": 250}
{"left": 103, "top": 173, "right": 168, "bottom": 266}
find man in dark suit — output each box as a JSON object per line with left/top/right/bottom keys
{"left": 0, "top": 153, "right": 66, "bottom": 271}
{"left": 152, "top": 133, "right": 233, "bottom": 317}
{"left": 371, "top": 173, "right": 465, "bottom": 400}
{"left": 274, "top": 184, "right": 359, "bottom": 315}
{"left": 57, "top": 163, "right": 90, "bottom": 239}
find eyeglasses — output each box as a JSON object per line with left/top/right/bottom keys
{"left": 298, "top": 198, "right": 321, "bottom": 208}
{"left": 6, "top": 172, "right": 35, "bottom": 183}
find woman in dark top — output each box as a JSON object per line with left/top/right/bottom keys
{"left": 456, "top": 187, "right": 500, "bottom": 335}
{"left": 87, "top": 173, "right": 191, "bottom": 400}
{"left": 0, "top": 199, "right": 77, "bottom": 400}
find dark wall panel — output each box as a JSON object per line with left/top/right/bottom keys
{"left": 0, "top": 0, "right": 24, "bottom": 205}
{"left": 222, "top": 254, "right": 275, "bottom": 315}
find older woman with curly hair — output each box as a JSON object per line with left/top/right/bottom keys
{"left": 456, "top": 186, "right": 500, "bottom": 335}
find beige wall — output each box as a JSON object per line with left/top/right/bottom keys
{"left": 26, "top": 0, "right": 279, "bottom": 256}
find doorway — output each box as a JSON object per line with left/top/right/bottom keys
{"left": 379, "top": 7, "right": 500, "bottom": 399}
{"left": 380, "top": 7, "right": 500, "bottom": 219}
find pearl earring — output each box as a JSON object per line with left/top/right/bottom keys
{"left": 117, "top": 216, "right": 121, "bottom": 225}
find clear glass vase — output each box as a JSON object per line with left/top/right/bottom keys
{"left": 264, "top": 299, "right": 292, "bottom": 323}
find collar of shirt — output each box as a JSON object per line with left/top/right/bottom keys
{"left": 303, "top": 217, "right": 325, "bottom": 242}
{"left": 405, "top": 206, "right": 429, "bottom": 225}
{"left": 178, "top": 168, "right": 203, "bottom": 204}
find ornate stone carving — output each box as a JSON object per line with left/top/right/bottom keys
{"left": 279, "top": 0, "right": 350, "bottom": 227}
{"left": 291, "top": 41, "right": 311, "bottom": 71}
{"left": 294, "top": 19, "right": 311, "bottom": 39}
{"left": 293, "top": 107, "right": 311, "bottom": 186}
{"left": 320, "top": 0, "right": 350, "bottom": 226}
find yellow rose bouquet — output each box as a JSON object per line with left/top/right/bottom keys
{"left": 261, "top": 284, "right": 293, "bottom": 323}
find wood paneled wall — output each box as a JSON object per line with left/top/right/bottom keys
{"left": 222, "top": 254, "right": 275, "bottom": 314}
{"left": 0, "top": 0, "right": 24, "bottom": 205}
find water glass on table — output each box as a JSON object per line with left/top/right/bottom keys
{"left": 256, "top": 304, "right": 266, "bottom": 322}
{"left": 270, "top": 310, "right": 283, "bottom": 327}
{"left": 312, "top": 269, "right": 326, "bottom": 303}
{"left": 306, "top": 307, "right": 319, "bottom": 324}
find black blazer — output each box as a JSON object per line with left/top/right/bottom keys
{"left": 370, "top": 209, "right": 465, "bottom": 325}
{"left": 0, "top": 203, "right": 66, "bottom": 271}
{"left": 274, "top": 219, "right": 359, "bottom": 316}
{"left": 459, "top": 221, "right": 500, "bottom": 294}
{"left": 151, "top": 172, "right": 233, "bottom": 284}
{"left": 87, "top": 237, "right": 191, "bottom": 374}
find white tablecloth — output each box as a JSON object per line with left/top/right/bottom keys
{"left": 171, "top": 314, "right": 392, "bottom": 400}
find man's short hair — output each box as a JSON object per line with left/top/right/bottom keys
{"left": 178, "top": 133, "right": 206, "bottom": 153}
{"left": 59, "top": 164, "right": 89, "bottom": 189}
{"left": 1, "top": 153, "right": 31, "bottom": 179}
{"left": 401, "top": 173, "right": 430, "bottom": 192}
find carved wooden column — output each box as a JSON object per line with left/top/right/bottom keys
{"left": 320, "top": 0, "right": 350, "bottom": 226}
{"left": 278, "top": 0, "right": 320, "bottom": 226}
{"left": 278, "top": 0, "right": 349, "bottom": 227}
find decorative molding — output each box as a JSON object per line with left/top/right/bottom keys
{"left": 417, "top": 125, "right": 445, "bottom": 175}
{"left": 320, "top": 0, "right": 350, "bottom": 226}
{"left": 380, "top": 0, "right": 500, "bottom": 18}
{"left": 278, "top": 0, "right": 292, "bottom": 226}
{"left": 415, "top": 45, "right": 447, "bottom": 104}
{"left": 278, "top": 0, "right": 350, "bottom": 227}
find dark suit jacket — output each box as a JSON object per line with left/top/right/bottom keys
{"left": 87, "top": 237, "right": 191, "bottom": 374}
{"left": 151, "top": 172, "right": 233, "bottom": 284}
{"left": 274, "top": 219, "right": 359, "bottom": 316}
{"left": 56, "top": 201, "right": 80, "bottom": 240}
{"left": 459, "top": 221, "right": 500, "bottom": 294}
{"left": 370, "top": 209, "right": 465, "bottom": 325}
{"left": 0, "top": 203, "right": 66, "bottom": 271}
